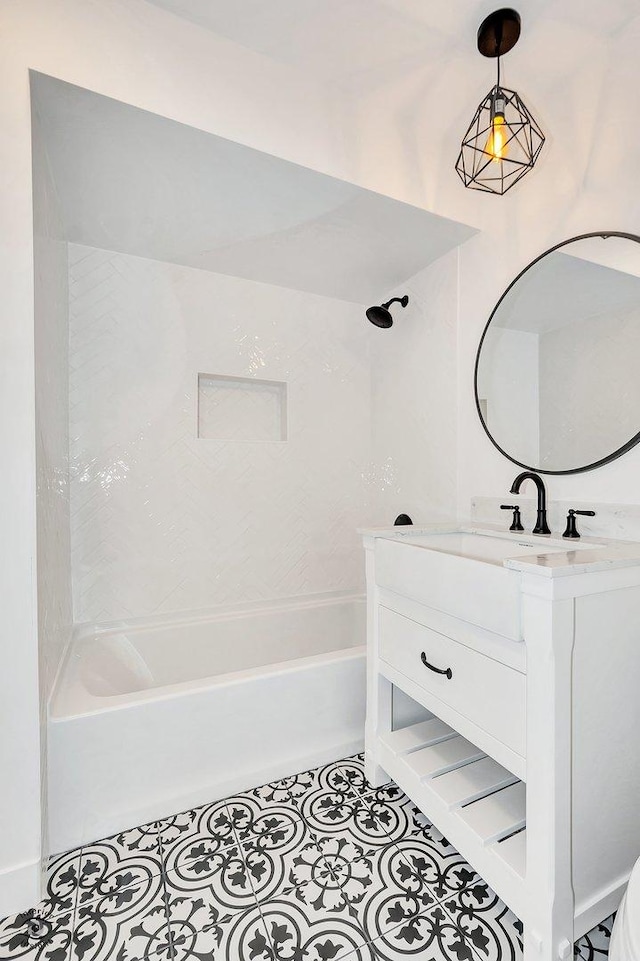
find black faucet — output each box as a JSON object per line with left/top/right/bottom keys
{"left": 510, "top": 471, "right": 551, "bottom": 535}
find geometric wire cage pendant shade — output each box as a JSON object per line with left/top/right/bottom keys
{"left": 455, "top": 84, "right": 545, "bottom": 194}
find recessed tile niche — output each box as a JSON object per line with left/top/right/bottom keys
{"left": 197, "top": 373, "right": 288, "bottom": 442}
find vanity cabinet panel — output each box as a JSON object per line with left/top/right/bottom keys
{"left": 379, "top": 606, "right": 526, "bottom": 757}
{"left": 571, "top": 586, "right": 640, "bottom": 921}
{"left": 375, "top": 537, "right": 522, "bottom": 639}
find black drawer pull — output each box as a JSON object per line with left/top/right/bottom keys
{"left": 420, "top": 651, "right": 453, "bottom": 679}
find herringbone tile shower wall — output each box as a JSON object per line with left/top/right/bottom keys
{"left": 68, "top": 245, "right": 374, "bottom": 624}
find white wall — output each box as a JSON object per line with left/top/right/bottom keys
{"left": 455, "top": 16, "right": 640, "bottom": 520}
{"left": 371, "top": 248, "right": 460, "bottom": 524}
{"left": 0, "top": 61, "right": 41, "bottom": 920}
{"left": 68, "top": 245, "right": 373, "bottom": 624}
{"left": 65, "top": 242, "right": 461, "bottom": 628}
{"left": 32, "top": 103, "right": 72, "bottom": 884}
{"left": 33, "top": 112, "right": 71, "bottom": 699}
{"left": 329, "top": 3, "right": 640, "bottom": 520}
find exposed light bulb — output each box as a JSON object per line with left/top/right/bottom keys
{"left": 484, "top": 90, "right": 509, "bottom": 162}
{"left": 485, "top": 114, "right": 508, "bottom": 161}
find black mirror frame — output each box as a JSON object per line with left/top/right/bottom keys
{"left": 474, "top": 230, "right": 640, "bottom": 475}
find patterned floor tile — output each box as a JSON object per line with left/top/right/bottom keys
{"left": 443, "top": 880, "right": 522, "bottom": 961}
{"left": 71, "top": 873, "right": 169, "bottom": 961}
{"left": 395, "top": 796, "right": 472, "bottom": 867}
{"left": 225, "top": 795, "right": 304, "bottom": 844}
{"left": 574, "top": 915, "right": 614, "bottom": 959}
{"left": 168, "top": 901, "right": 271, "bottom": 961}
{"left": 163, "top": 844, "right": 257, "bottom": 916}
{"left": 362, "top": 785, "right": 440, "bottom": 836}
{"left": 329, "top": 844, "right": 438, "bottom": 942}
{"left": 328, "top": 755, "right": 374, "bottom": 799}
{"left": 359, "top": 789, "right": 422, "bottom": 847}
{"left": 446, "top": 881, "right": 615, "bottom": 961}
{"left": 0, "top": 756, "right": 619, "bottom": 961}
{"left": 159, "top": 800, "right": 238, "bottom": 875}
{"left": 156, "top": 801, "right": 233, "bottom": 859}
{"left": 313, "top": 833, "right": 390, "bottom": 883}
{"left": 242, "top": 819, "right": 333, "bottom": 902}
{"left": 291, "top": 761, "right": 363, "bottom": 820}
{"left": 0, "top": 912, "right": 74, "bottom": 961}
{"left": 368, "top": 903, "right": 475, "bottom": 960}
{"left": 302, "top": 794, "right": 398, "bottom": 858}
{"left": 84, "top": 820, "right": 161, "bottom": 862}
{"left": 330, "top": 946, "right": 378, "bottom": 961}
{"left": 233, "top": 772, "right": 313, "bottom": 811}
{"left": 258, "top": 879, "right": 368, "bottom": 961}
{"left": 76, "top": 820, "right": 163, "bottom": 911}
{"left": 76, "top": 837, "right": 164, "bottom": 911}
{"left": 394, "top": 831, "right": 478, "bottom": 905}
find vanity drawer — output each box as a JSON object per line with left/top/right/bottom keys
{"left": 379, "top": 606, "right": 526, "bottom": 757}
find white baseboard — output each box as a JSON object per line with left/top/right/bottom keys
{"left": 574, "top": 874, "right": 628, "bottom": 940}
{"left": 0, "top": 858, "right": 41, "bottom": 922}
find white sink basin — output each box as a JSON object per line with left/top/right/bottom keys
{"left": 368, "top": 525, "right": 633, "bottom": 641}
{"left": 398, "top": 531, "right": 596, "bottom": 565}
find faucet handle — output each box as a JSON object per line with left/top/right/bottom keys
{"left": 500, "top": 504, "right": 525, "bottom": 532}
{"left": 563, "top": 508, "right": 596, "bottom": 539}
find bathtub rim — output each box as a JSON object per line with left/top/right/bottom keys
{"left": 73, "top": 588, "right": 365, "bottom": 642}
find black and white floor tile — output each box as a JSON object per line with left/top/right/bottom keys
{"left": 0, "top": 754, "right": 615, "bottom": 960}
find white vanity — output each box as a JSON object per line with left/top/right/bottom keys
{"left": 362, "top": 523, "right": 640, "bottom": 961}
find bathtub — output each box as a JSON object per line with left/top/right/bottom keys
{"left": 48, "top": 591, "right": 365, "bottom": 854}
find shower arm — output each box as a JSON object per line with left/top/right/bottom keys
{"left": 382, "top": 296, "right": 409, "bottom": 310}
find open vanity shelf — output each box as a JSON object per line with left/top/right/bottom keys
{"left": 362, "top": 526, "right": 640, "bottom": 961}
{"left": 379, "top": 718, "right": 526, "bottom": 880}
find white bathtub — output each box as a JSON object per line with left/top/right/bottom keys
{"left": 48, "top": 591, "right": 366, "bottom": 854}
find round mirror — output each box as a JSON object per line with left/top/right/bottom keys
{"left": 475, "top": 232, "right": 640, "bottom": 474}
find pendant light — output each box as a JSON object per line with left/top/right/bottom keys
{"left": 455, "top": 8, "right": 544, "bottom": 195}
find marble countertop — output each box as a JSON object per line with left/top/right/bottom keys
{"left": 358, "top": 521, "right": 640, "bottom": 578}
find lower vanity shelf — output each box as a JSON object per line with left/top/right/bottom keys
{"left": 378, "top": 716, "right": 529, "bottom": 919}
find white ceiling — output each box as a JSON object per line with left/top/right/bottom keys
{"left": 32, "top": 74, "right": 476, "bottom": 304}
{"left": 142, "top": 0, "right": 640, "bottom": 96}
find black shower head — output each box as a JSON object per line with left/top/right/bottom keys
{"left": 366, "top": 304, "right": 393, "bottom": 328}
{"left": 366, "top": 295, "right": 408, "bottom": 328}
